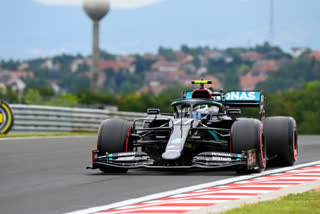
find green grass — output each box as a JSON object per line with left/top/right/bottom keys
{"left": 0, "top": 132, "right": 97, "bottom": 138}
{"left": 220, "top": 189, "right": 320, "bottom": 214}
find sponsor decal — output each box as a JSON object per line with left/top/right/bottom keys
{"left": 215, "top": 91, "right": 260, "bottom": 102}
{"left": 0, "top": 100, "right": 14, "bottom": 134}
{"left": 247, "top": 149, "right": 257, "bottom": 167}
{"left": 171, "top": 138, "right": 182, "bottom": 144}
{"left": 224, "top": 91, "right": 260, "bottom": 101}
{"left": 167, "top": 145, "right": 180, "bottom": 149}
{"left": 211, "top": 152, "right": 232, "bottom": 157}
{"left": 117, "top": 152, "right": 136, "bottom": 156}
{"left": 155, "top": 136, "right": 166, "bottom": 139}
{"left": 211, "top": 157, "right": 232, "bottom": 161}
{"left": 117, "top": 156, "right": 135, "bottom": 161}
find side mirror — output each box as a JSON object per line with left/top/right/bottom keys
{"left": 147, "top": 108, "right": 160, "bottom": 115}
{"left": 227, "top": 108, "right": 241, "bottom": 116}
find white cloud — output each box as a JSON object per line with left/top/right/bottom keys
{"left": 32, "top": 0, "right": 167, "bottom": 9}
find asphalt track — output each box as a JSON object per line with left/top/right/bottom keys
{"left": 0, "top": 135, "right": 319, "bottom": 214}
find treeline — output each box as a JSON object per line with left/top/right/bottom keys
{"left": 2, "top": 42, "right": 310, "bottom": 95}
{"left": 0, "top": 84, "right": 187, "bottom": 112}
{"left": 2, "top": 81, "right": 320, "bottom": 134}
{"left": 257, "top": 57, "right": 320, "bottom": 92}
{"left": 264, "top": 81, "right": 320, "bottom": 134}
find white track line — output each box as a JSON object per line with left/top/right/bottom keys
{"left": 64, "top": 160, "right": 320, "bottom": 214}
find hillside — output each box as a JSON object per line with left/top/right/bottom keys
{"left": 1, "top": 43, "right": 319, "bottom": 98}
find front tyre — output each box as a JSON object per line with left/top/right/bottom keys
{"left": 263, "top": 117, "right": 298, "bottom": 166}
{"left": 97, "top": 119, "right": 132, "bottom": 173}
{"left": 231, "top": 119, "right": 266, "bottom": 173}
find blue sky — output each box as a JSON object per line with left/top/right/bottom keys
{"left": 1, "top": 0, "right": 320, "bottom": 60}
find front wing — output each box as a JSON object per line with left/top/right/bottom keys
{"left": 87, "top": 150, "right": 258, "bottom": 170}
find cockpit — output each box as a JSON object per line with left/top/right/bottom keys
{"left": 172, "top": 100, "right": 222, "bottom": 119}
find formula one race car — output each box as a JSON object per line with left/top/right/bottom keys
{"left": 88, "top": 80, "right": 298, "bottom": 173}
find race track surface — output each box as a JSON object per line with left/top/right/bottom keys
{"left": 0, "top": 135, "right": 319, "bottom": 214}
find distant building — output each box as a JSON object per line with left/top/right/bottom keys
{"left": 48, "top": 80, "right": 60, "bottom": 93}
{"left": 196, "top": 67, "right": 208, "bottom": 75}
{"left": 240, "top": 75, "right": 267, "bottom": 90}
{"left": 308, "top": 50, "right": 320, "bottom": 61}
{"left": 145, "top": 69, "right": 186, "bottom": 82}
{"left": 202, "top": 50, "right": 233, "bottom": 64}
{"left": 151, "top": 61, "right": 181, "bottom": 72}
{"left": 70, "top": 59, "right": 85, "bottom": 72}
{"left": 175, "top": 51, "right": 193, "bottom": 64}
{"left": 18, "top": 63, "right": 29, "bottom": 71}
{"left": 7, "top": 78, "right": 25, "bottom": 92}
{"left": 250, "top": 60, "right": 278, "bottom": 76}
{"left": 139, "top": 83, "right": 168, "bottom": 95}
{"left": 290, "top": 47, "right": 308, "bottom": 58}
{"left": 204, "top": 50, "right": 224, "bottom": 61}
{"left": 0, "top": 69, "right": 26, "bottom": 92}
{"left": 143, "top": 53, "right": 165, "bottom": 62}
{"left": 240, "top": 51, "right": 264, "bottom": 62}
{"left": 40, "top": 59, "right": 61, "bottom": 70}
{"left": 100, "top": 58, "right": 136, "bottom": 73}
{"left": 8, "top": 70, "right": 34, "bottom": 79}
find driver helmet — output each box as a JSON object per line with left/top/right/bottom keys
{"left": 192, "top": 105, "right": 209, "bottom": 119}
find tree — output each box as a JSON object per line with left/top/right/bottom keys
{"left": 180, "top": 44, "right": 209, "bottom": 56}
{"left": 23, "top": 89, "right": 42, "bottom": 105}
{"left": 133, "top": 55, "right": 155, "bottom": 74}
{"left": 100, "top": 50, "right": 115, "bottom": 60}
{"left": 255, "top": 42, "right": 287, "bottom": 59}
{"left": 158, "top": 46, "right": 178, "bottom": 61}
{"left": 0, "top": 85, "right": 18, "bottom": 103}
{"left": 45, "top": 93, "right": 78, "bottom": 107}
{"left": 256, "top": 57, "right": 320, "bottom": 92}
{"left": 0, "top": 59, "right": 20, "bottom": 70}
{"left": 76, "top": 89, "right": 117, "bottom": 105}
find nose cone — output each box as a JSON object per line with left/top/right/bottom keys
{"left": 162, "top": 150, "right": 181, "bottom": 160}
{"left": 83, "top": 0, "right": 110, "bottom": 22}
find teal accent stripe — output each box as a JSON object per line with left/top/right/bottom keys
{"left": 108, "top": 153, "right": 113, "bottom": 163}
{"left": 208, "top": 130, "right": 219, "bottom": 140}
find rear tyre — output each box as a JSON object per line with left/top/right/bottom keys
{"left": 97, "top": 119, "right": 132, "bottom": 173}
{"left": 231, "top": 119, "right": 266, "bottom": 173}
{"left": 263, "top": 117, "right": 298, "bottom": 166}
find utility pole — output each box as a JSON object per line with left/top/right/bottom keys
{"left": 83, "top": 0, "right": 110, "bottom": 91}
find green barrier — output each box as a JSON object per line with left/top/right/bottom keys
{"left": 0, "top": 100, "right": 14, "bottom": 134}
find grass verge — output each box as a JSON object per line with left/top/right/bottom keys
{"left": 0, "top": 132, "right": 97, "bottom": 138}
{"left": 220, "top": 188, "right": 320, "bottom": 214}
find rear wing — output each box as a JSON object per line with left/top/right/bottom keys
{"left": 184, "top": 90, "right": 265, "bottom": 116}
{"left": 219, "top": 91, "right": 262, "bottom": 107}
{"left": 218, "top": 91, "right": 265, "bottom": 117}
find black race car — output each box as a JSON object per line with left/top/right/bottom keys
{"left": 88, "top": 80, "right": 298, "bottom": 173}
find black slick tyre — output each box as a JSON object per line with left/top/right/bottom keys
{"left": 263, "top": 116, "right": 298, "bottom": 166}
{"left": 231, "top": 119, "right": 266, "bottom": 173}
{"left": 97, "top": 119, "right": 132, "bottom": 173}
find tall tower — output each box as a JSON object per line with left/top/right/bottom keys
{"left": 83, "top": 0, "right": 110, "bottom": 91}
{"left": 269, "top": 0, "right": 274, "bottom": 45}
